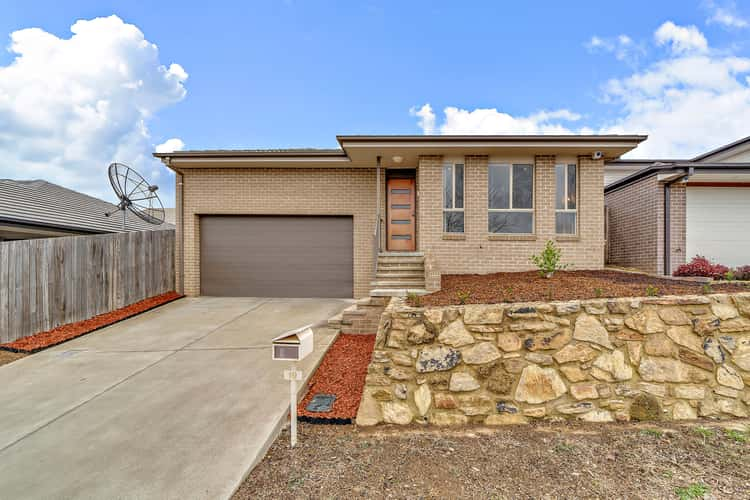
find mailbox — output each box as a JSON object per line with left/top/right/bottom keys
{"left": 271, "top": 324, "right": 314, "bottom": 361}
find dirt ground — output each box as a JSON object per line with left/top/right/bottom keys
{"left": 420, "top": 270, "right": 748, "bottom": 306}
{"left": 235, "top": 420, "right": 750, "bottom": 499}
{"left": 0, "top": 350, "right": 25, "bottom": 367}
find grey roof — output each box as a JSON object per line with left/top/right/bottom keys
{"left": 0, "top": 179, "right": 174, "bottom": 234}
{"left": 692, "top": 134, "right": 750, "bottom": 161}
{"left": 604, "top": 161, "right": 750, "bottom": 193}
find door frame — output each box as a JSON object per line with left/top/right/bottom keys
{"left": 385, "top": 169, "right": 417, "bottom": 251}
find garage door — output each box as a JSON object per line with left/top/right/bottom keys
{"left": 686, "top": 187, "right": 750, "bottom": 267}
{"left": 200, "top": 215, "right": 353, "bottom": 297}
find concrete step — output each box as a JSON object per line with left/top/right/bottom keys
{"left": 376, "top": 271, "right": 425, "bottom": 279}
{"left": 378, "top": 251, "right": 424, "bottom": 257}
{"left": 370, "top": 288, "right": 429, "bottom": 297}
{"left": 376, "top": 263, "right": 425, "bottom": 271}
{"left": 371, "top": 281, "right": 426, "bottom": 290}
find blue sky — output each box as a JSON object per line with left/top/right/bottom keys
{"left": 1, "top": 1, "right": 750, "bottom": 205}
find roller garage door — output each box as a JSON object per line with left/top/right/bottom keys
{"left": 200, "top": 215, "right": 353, "bottom": 297}
{"left": 686, "top": 187, "right": 750, "bottom": 267}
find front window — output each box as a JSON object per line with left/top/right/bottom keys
{"left": 555, "top": 163, "right": 577, "bottom": 234}
{"left": 488, "top": 163, "right": 534, "bottom": 233}
{"left": 443, "top": 163, "right": 464, "bottom": 232}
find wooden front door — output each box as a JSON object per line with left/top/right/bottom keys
{"left": 386, "top": 177, "right": 416, "bottom": 251}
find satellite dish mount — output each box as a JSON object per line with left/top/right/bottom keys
{"left": 104, "top": 163, "right": 165, "bottom": 230}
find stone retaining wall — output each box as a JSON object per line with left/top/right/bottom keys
{"left": 356, "top": 293, "right": 750, "bottom": 425}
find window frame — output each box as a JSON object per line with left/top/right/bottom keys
{"left": 487, "top": 163, "right": 535, "bottom": 234}
{"left": 555, "top": 163, "right": 578, "bottom": 235}
{"left": 443, "top": 161, "right": 465, "bottom": 233}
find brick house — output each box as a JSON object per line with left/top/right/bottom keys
{"left": 605, "top": 135, "right": 750, "bottom": 275}
{"left": 154, "top": 135, "right": 645, "bottom": 299}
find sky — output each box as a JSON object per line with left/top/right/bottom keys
{"left": 1, "top": 0, "right": 750, "bottom": 207}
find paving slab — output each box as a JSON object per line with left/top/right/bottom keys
{"left": 0, "top": 297, "right": 349, "bottom": 499}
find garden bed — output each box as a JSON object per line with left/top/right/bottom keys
{"left": 298, "top": 334, "right": 376, "bottom": 424}
{"left": 421, "top": 270, "right": 748, "bottom": 306}
{"left": 0, "top": 291, "right": 183, "bottom": 353}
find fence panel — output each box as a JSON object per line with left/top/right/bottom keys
{"left": 0, "top": 229, "right": 175, "bottom": 343}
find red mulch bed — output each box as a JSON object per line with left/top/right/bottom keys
{"left": 298, "top": 334, "right": 376, "bottom": 424}
{"left": 421, "top": 270, "right": 748, "bottom": 306}
{"left": 0, "top": 291, "right": 183, "bottom": 353}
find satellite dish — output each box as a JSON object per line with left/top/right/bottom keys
{"left": 104, "top": 162, "right": 165, "bottom": 230}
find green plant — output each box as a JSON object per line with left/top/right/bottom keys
{"left": 724, "top": 428, "right": 747, "bottom": 443}
{"left": 529, "top": 240, "right": 568, "bottom": 278}
{"left": 406, "top": 292, "right": 422, "bottom": 307}
{"left": 553, "top": 442, "right": 575, "bottom": 453}
{"left": 693, "top": 427, "right": 714, "bottom": 439}
{"left": 594, "top": 287, "right": 603, "bottom": 298}
{"left": 456, "top": 290, "right": 471, "bottom": 305}
{"left": 675, "top": 483, "right": 709, "bottom": 500}
{"left": 724, "top": 269, "right": 736, "bottom": 281}
{"left": 702, "top": 283, "right": 713, "bottom": 294}
{"left": 641, "top": 428, "right": 663, "bottom": 438}
{"left": 645, "top": 285, "right": 660, "bottom": 297}
{"left": 505, "top": 285, "right": 514, "bottom": 296}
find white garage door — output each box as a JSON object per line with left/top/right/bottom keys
{"left": 686, "top": 187, "right": 750, "bottom": 267}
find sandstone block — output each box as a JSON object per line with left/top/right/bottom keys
{"left": 416, "top": 346, "right": 461, "bottom": 373}
{"left": 515, "top": 365, "right": 567, "bottom": 404}
{"left": 461, "top": 342, "right": 502, "bottom": 365}
{"left": 554, "top": 343, "right": 599, "bottom": 364}
{"left": 449, "top": 372, "right": 480, "bottom": 392}
{"left": 382, "top": 401, "right": 412, "bottom": 425}
{"left": 437, "top": 320, "right": 475, "bottom": 347}
{"left": 573, "top": 314, "right": 613, "bottom": 349}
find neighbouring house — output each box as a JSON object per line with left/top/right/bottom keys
{"left": 605, "top": 135, "right": 750, "bottom": 274}
{"left": 0, "top": 179, "right": 174, "bottom": 241}
{"left": 154, "top": 134, "right": 645, "bottom": 299}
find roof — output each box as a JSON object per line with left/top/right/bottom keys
{"left": 154, "top": 134, "right": 648, "bottom": 169}
{"left": 691, "top": 135, "right": 750, "bottom": 162}
{"left": 0, "top": 179, "right": 174, "bottom": 234}
{"left": 604, "top": 161, "right": 750, "bottom": 193}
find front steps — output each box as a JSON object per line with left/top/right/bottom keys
{"left": 370, "top": 252, "right": 427, "bottom": 296}
{"left": 327, "top": 296, "right": 388, "bottom": 334}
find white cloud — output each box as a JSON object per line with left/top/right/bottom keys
{"left": 413, "top": 22, "right": 750, "bottom": 159}
{"left": 0, "top": 15, "right": 187, "bottom": 203}
{"left": 409, "top": 104, "right": 436, "bottom": 134}
{"left": 155, "top": 138, "right": 185, "bottom": 153}
{"left": 586, "top": 33, "right": 645, "bottom": 64}
{"left": 654, "top": 21, "right": 708, "bottom": 54}
{"left": 705, "top": 1, "right": 748, "bottom": 28}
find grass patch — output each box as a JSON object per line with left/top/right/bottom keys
{"left": 693, "top": 427, "right": 714, "bottom": 439}
{"left": 554, "top": 442, "right": 576, "bottom": 453}
{"left": 675, "top": 483, "right": 709, "bottom": 500}
{"left": 724, "top": 429, "right": 747, "bottom": 443}
{"left": 640, "top": 428, "right": 663, "bottom": 438}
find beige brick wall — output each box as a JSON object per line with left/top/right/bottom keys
{"left": 416, "top": 154, "right": 605, "bottom": 279}
{"left": 605, "top": 176, "right": 660, "bottom": 273}
{"left": 605, "top": 176, "right": 687, "bottom": 275}
{"left": 179, "top": 167, "right": 376, "bottom": 298}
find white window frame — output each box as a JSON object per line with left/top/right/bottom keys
{"left": 488, "top": 163, "right": 535, "bottom": 234}
{"left": 443, "top": 162, "right": 464, "bottom": 233}
{"left": 555, "top": 163, "right": 578, "bottom": 235}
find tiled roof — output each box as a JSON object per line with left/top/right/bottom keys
{"left": 0, "top": 179, "right": 174, "bottom": 234}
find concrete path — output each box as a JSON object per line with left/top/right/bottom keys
{"left": 0, "top": 297, "right": 350, "bottom": 499}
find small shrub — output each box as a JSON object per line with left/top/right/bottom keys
{"left": 675, "top": 483, "right": 709, "bottom": 500}
{"left": 724, "top": 269, "right": 735, "bottom": 281}
{"left": 406, "top": 292, "right": 422, "bottom": 307}
{"left": 674, "top": 255, "right": 729, "bottom": 279}
{"left": 553, "top": 442, "right": 575, "bottom": 453}
{"left": 529, "top": 240, "right": 568, "bottom": 278}
{"left": 702, "top": 283, "right": 713, "bottom": 295}
{"left": 645, "top": 285, "right": 660, "bottom": 297}
{"left": 456, "top": 290, "right": 471, "bottom": 305}
{"left": 735, "top": 265, "right": 750, "bottom": 280}
{"left": 594, "top": 287, "right": 603, "bottom": 298}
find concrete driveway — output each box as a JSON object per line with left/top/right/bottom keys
{"left": 0, "top": 296, "right": 350, "bottom": 499}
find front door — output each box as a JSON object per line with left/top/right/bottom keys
{"left": 386, "top": 177, "right": 416, "bottom": 251}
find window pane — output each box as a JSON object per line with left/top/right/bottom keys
{"left": 489, "top": 212, "right": 533, "bottom": 233}
{"left": 556, "top": 212, "right": 576, "bottom": 234}
{"left": 454, "top": 164, "right": 464, "bottom": 209}
{"left": 567, "top": 164, "right": 576, "bottom": 210}
{"left": 555, "top": 164, "right": 565, "bottom": 210}
{"left": 488, "top": 165, "right": 510, "bottom": 209}
{"left": 512, "top": 164, "right": 533, "bottom": 209}
{"left": 444, "top": 211, "right": 464, "bottom": 233}
{"left": 443, "top": 165, "right": 453, "bottom": 209}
